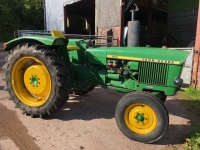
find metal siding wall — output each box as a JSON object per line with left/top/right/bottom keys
{"left": 46, "top": 0, "right": 79, "bottom": 31}
{"left": 95, "top": 0, "right": 121, "bottom": 28}
{"left": 168, "top": 10, "right": 198, "bottom": 47}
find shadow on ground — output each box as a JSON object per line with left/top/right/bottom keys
{"left": 156, "top": 97, "right": 200, "bottom": 145}
{"left": 44, "top": 88, "right": 200, "bottom": 145}
{"left": 47, "top": 88, "right": 124, "bottom": 121}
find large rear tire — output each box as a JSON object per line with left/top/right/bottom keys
{"left": 3, "top": 44, "right": 70, "bottom": 117}
{"left": 115, "top": 92, "right": 169, "bottom": 143}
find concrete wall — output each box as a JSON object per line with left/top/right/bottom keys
{"left": 95, "top": 0, "right": 121, "bottom": 46}
{"left": 95, "top": 0, "right": 121, "bottom": 28}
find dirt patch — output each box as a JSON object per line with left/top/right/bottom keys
{"left": 1, "top": 87, "right": 199, "bottom": 150}
{"left": 0, "top": 103, "right": 40, "bottom": 150}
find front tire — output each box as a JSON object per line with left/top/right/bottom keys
{"left": 3, "top": 44, "right": 70, "bottom": 117}
{"left": 115, "top": 92, "right": 169, "bottom": 143}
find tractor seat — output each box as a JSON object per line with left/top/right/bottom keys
{"left": 51, "top": 30, "right": 80, "bottom": 51}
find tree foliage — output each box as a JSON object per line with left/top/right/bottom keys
{"left": 0, "top": 0, "right": 44, "bottom": 41}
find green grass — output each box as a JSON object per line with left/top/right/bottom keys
{"left": 181, "top": 86, "right": 200, "bottom": 150}
{"left": 184, "top": 86, "right": 200, "bottom": 100}
{"left": 184, "top": 123, "right": 200, "bottom": 150}
{"left": 181, "top": 86, "right": 200, "bottom": 114}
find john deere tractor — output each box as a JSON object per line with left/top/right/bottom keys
{"left": 3, "top": 30, "right": 189, "bottom": 143}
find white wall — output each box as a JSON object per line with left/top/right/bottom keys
{"left": 45, "top": 0, "right": 81, "bottom": 31}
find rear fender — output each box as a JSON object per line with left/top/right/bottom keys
{"left": 4, "top": 36, "right": 68, "bottom": 51}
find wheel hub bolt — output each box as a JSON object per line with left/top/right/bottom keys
{"left": 30, "top": 75, "right": 39, "bottom": 87}
{"left": 135, "top": 113, "right": 147, "bottom": 124}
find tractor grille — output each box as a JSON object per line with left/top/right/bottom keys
{"left": 138, "top": 62, "right": 169, "bottom": 86}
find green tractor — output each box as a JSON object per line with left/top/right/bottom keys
{"left": 3, "top": 30, "right": 189, "bottom": 143}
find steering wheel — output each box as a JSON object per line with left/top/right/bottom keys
{"left": 78, "top": 39, "right": 95, "bottom": 48}
{"left": 78, "top": 39, "right": 86, "bottom": 44}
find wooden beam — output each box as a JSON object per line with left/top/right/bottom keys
{"left": 192, "top": 1, "right": 200, "bottom": 88}
{"left": 134, "top": 0, "right": 167, "bottom": 12}
{"left": 120, "top": 0, "right": 125, "bottom": 47}
{"left": 64, "top": 6, "right": 67, "bottom": 33}
{"left": 147, "top": 0, "right": 153, "bottom": 45}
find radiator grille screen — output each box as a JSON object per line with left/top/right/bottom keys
{"left": 138, "top": 62, "right": 169, "bottom": 86}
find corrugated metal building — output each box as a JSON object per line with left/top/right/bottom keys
{"left": 45, "top": 0, "right": 122, "bottom": 46}
{"left": 45, "top": 0, "right": 170, "bottom": 47}
{"left": 45, "top": 0, "right": 198, "bottom": 47}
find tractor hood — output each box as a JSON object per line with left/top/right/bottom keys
{"left": 106, "top": 47, "right": 190, "bottom": 65}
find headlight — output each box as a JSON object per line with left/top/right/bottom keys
{"left": 174, "top": 78, "right": 183, "bottom": 89}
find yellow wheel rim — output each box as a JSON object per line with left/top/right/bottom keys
{"left": 124, "top": 103, "right": 157, "bottom": 134}
{"left": 11, "top": 57, "right": 51, "bottom": 107}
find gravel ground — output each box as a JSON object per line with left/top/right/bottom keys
{"left": 0, "top": 52, "right": 199, "bottom": 150}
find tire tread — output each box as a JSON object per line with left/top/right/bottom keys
{"left": 4, "top": 43, "right": 70, "bottom": 117}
